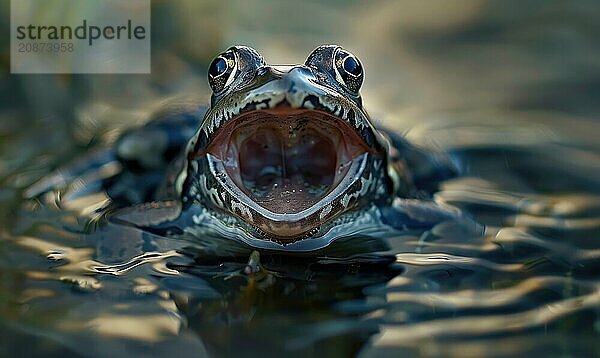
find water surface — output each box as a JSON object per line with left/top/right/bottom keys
{"left": 1, "top": 1, "right": 599, "bottom": 357}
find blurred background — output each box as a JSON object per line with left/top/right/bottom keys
{"left": 0, "top": 1, "right": 599, "bottom": 356}
{"left": 1, "top": 0, "right": 599, "bottom": 153}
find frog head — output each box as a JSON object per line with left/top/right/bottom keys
{"left": 177, "top": 45, "right": 402, "bottom": 243}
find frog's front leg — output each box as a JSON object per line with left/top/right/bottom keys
{"left": 25, "top": 102, "right": 205, "bottom": 209}
{"left": 380, "top": 198, "right": 458, "bottom": 230}
{"left": 379, "top": 127, "right": 457, "bottom": 194}
{"left": 110, "top": 106, "right": 205, "bottom": 205}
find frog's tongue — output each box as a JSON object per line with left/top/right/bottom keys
{"left": 207, "top": 109, "right": 369, "bottom": 214}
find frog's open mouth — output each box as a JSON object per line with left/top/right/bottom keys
{"left": 205, "top": 107, "right": 371, "bottom": 215}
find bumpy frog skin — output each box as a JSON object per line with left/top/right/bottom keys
{"left": 27, "top": 45, "right": 457, "bottom": 252}
{"left": 177, "top": 45, "right": 401, "bottom": 242}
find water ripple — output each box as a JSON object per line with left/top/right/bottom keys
{"left": 91, "top": 251, "right": 182, "bottom": 276}
{"left": 364, "top": 288, "right": 600, "bottom": 351}
{"left": 396, "top": 252, "right": 524, "bottom": 272}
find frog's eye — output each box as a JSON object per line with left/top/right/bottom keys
{"left": 208, "top": 50, "right": 237, "bottom": 94}
{"left": 333, "top": 48, "right": 363, "bottom": 94}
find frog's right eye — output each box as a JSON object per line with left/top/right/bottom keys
{"left": 208, "top": 50, "right": 237, "bottom": 93}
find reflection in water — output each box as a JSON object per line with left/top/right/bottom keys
{"left": 2, "top": 151, "right": 599, "bottom": 356}
{"left": 1, "top": 0, "right": 599, "bottom": 357}
{"left": 91, "top": 251, "right": 182, "bottom": 276}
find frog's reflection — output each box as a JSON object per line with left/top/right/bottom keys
{"left": 7, "top": 218, "right": 400, "bottom": 356}
{"left": 168, "top": 243, "right": 401, "bottom": 357}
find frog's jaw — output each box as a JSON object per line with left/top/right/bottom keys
{"left": 201, "top": 152, "right": 371, "bottom": 238}
{"left": 183, "top": 110, "right": 391, "bottom": 241}
{"left": 205, "top": 107, "right": 372, "bottom": 212}
{"left": 179, "top": 65, "right": 394, "bottom": 242}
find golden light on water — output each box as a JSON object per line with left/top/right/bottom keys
{"left": 0, "top": 0, "right": 599, "bottom": 356}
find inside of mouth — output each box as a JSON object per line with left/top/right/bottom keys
{"left": 207, "top": 110, "right": 368, "bottom": 214}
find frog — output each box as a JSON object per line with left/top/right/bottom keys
{"left": 26, "top": 45, "right": 457, "bottom": 253}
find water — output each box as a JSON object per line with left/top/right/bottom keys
{"left": 1, "top": 1, "right": 599, "bottom": 357}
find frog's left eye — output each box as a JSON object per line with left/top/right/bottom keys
{"left": 208, "top": 50, "right": 237, "bottom": 94}
{"left": 333, "top": 49, "right": 363, "bottom": 94}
